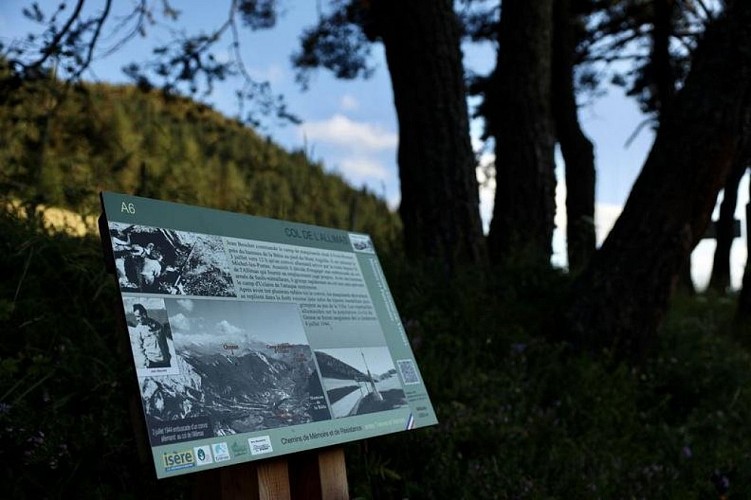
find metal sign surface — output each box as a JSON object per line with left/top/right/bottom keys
{"left": 99, "top": 192, "right": 437, "bottom": 478}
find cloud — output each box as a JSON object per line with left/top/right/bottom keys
{"left": 553, "top": 180, "right": 623, "bottom": 267}
{"left": 578, "top": 199, "right": 749, "bottom": 291}
{"left": 479, "top": 159, "right": 750, "bottom": 290}
{"left": 692, "top": 241, "right": 717, "bottom": 291}
{"left": 173, "top": 332, "right": 245, "bottom": 349}
{"left": 300, "top": 114, "right": 397, "bottom": 151}
{"left": 554, "top": 179, "right": 622, "bottom": 241}
{"left": 553, "top": 181, "right": 748, "bottom": 291}
{"left": 216, "top": 320, "right": 243, "bottom": 336}
{"left": 476, "top": 165, "right": 495, "bottom": 234}
{"left": 176, "top": 299, "right": 194, "bottom": 312}
{"left": 691, "top": 205, "right": 748, "bottom": 291}
{"left": 169, "top": 313, "right": 191, "bottom": 332}
{"left": 339, "top": 157, "right": 390, "bottom": 180}
{"left": 594, "top": 203, "right": 623, "bottom": 246}
{"left": 554, "top": 180, "right": 568, "bottom": 233}
{"left": 477, "top": 169, "right": 622, "bottom": 257}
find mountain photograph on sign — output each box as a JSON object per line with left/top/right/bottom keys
{"left": 315, "top": 347, "right": 407, "bottom": 418}
{"left": 136, "top": 299, "right": 330, "bottom": 437}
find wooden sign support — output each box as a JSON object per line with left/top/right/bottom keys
{"left": 193, "top": 447, "right": 349, "bottom": 500}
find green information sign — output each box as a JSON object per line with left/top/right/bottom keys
{"left": 98, "top": 192, "right": 437, "bottom": 479}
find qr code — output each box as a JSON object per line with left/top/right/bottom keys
{"left": 397, "top": 359, "right": 420, "bottom": 385}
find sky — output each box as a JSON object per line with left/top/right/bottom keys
{"left": 1, "top": 0, "right": 748, "bottom": 289}
{"left": 165, "top": 298, "right": 309, "bottom": 347}
{"left": 317, "top": 347, "right": 397, "bottom": 376}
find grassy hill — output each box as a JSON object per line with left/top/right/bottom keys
{"left": 0, "top": 80, "right": 401, "bottom": 250}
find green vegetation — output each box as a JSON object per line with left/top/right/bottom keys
{"left": 344, "top": 267, "right": 751, "bottom": 499}
{"left": 2, "top": 210, "right": 751, "bottom": 498}
{"left": 0, "top": 79, "right": 401, "bottom": 252}
{"left": 0, "top": 210, "right": 161, "bottom": 498}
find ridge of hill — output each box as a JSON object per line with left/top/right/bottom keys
{"left": 0, "top": 80, "right": 401, "bottom": 250}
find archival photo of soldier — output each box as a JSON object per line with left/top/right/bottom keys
{"left": 108, "top": 222, "right": 235, "bottom": 297}
{"left": 315, "top": 347, "right": 407, "bottom": 418}
{"left": 122, "top": 297, "right": 180, "bottom": 377}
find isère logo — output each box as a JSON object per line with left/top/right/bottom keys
{"left": 162, "top": 449, "right": 196, "bottom": 471}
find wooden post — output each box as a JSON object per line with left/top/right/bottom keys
{"left": 317, "top": 447, "right": 349, "bottom": 500}
{"left": 195, "top": 458, "right": 291, "bottom": 500}
{"left": 256, "top": 459, "right": 291, "bottom": 499}
{"left": 194, "top": 448, "right": 347, "bottom": 500}
{"left": 288, "top": 447, "right": 349, "bottom": 500}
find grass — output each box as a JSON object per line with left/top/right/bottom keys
{"left": 2, "top": 210, "right": 751, "bottom": 498}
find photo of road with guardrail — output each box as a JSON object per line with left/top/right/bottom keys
{"left": 315, "top": 347, "right": 408, "bottom": 418}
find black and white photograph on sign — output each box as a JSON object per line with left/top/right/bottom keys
{"left": 122, "top": 297, "right": 180, "bottom": 377}
{"left": 348, "top": 233, "right": 375, "bottom": 254}
{"left": 108, "top": 222, "right": 235, "bottom": 296}
{"left": 315, "top": 347, "right": 407, "bottom": 418}
{"left": 134, "top": 299, "right": 331, "bottom": 436}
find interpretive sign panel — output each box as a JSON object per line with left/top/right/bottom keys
{"left": 98, "top": 192, "right": 437, "bottom": 479}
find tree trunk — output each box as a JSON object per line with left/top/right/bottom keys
{"left": 566, "top": 2, "right": 751, "bottom": 358}
{"left": 372, "top": 0, "right": 486, "bottom": 270}
{"left": 675, "top": 257, "right": 695, "bottom": 295}
{"left": 552, "top": 0, "right": 596, "bottom": 273}
{"left": 486, "top": 0, "right": 556, "bottom": 267}
{"left": 652, "top": 0, "right": 698, "bottom": 295}
{"left": 736, "top": 177, "right": 751, "bottom": 321}
{"left": 652, "top": 0, "right": 676, "bottom": 114}
{"left": 708, "top": 160, "right": 746, "bottom": 293}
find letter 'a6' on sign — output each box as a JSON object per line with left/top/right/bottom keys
{"left": 99, "top": 192, "right": 437, "bottom": 479}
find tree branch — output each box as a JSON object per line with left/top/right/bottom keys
{"left": 73, "top": 0, "right": 112, "bottom": 80}
{"left": 28, "top": 0, "right": 86, "bottom": 72}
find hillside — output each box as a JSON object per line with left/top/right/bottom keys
{"left": 0, "top": 80, "right": 401, "bottom": 250}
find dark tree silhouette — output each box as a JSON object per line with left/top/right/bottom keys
{"left": 486, "top": 0, "right": 556, "bottom": 267}
{"left": 580, "top": 0, "right": 718, "bottom": 294}
{"left": 552, "top": 0, "right": 596, "bottom": 272}
{"left": 709, "top": 160, "right": 747, "bottom": 294}
{"left": 566, "top": 1, "right": 751, "bottom": 358}
{"left": 737, "top": 176, "right": 751, "bottom": 323}
{"left": 294, "top": 0, "right": 486, "bottom": 269}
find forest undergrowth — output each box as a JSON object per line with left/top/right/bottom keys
{"left": 1, "top": 210, "right": 750, "bottom": 499}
